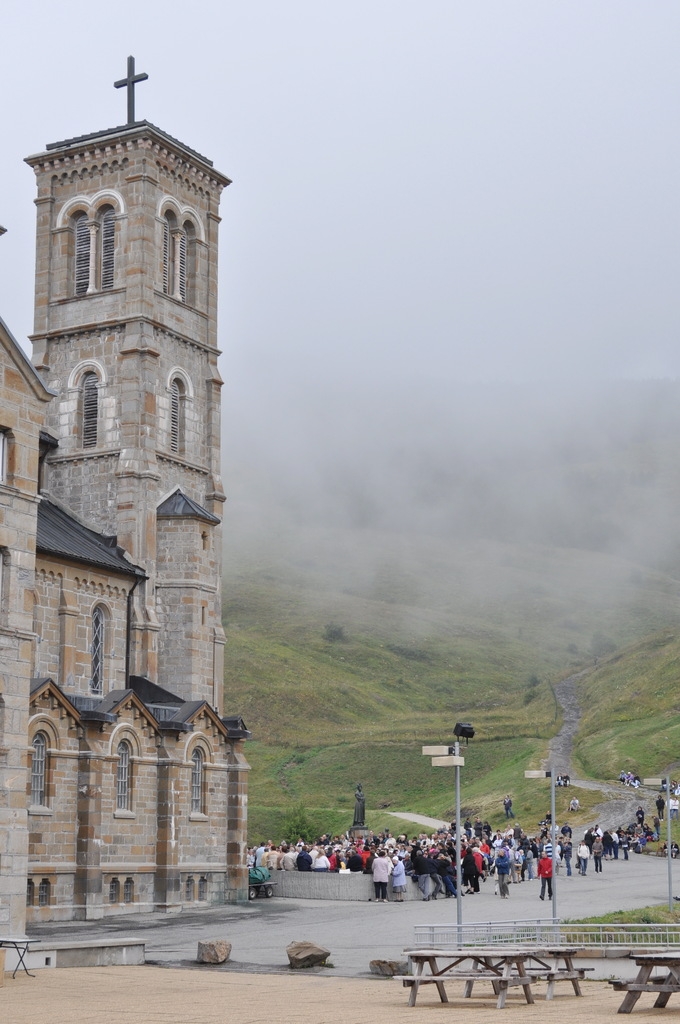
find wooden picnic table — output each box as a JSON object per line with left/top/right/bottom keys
{"left": 609, "top": 953, "right": 680, "bottom": 1013}
{"left": 396, "top": 946, "right": 588, "bottom": 1009}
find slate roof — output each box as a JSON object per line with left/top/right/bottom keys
{"left": 37, "top": 498, "right": 146, "bottom": 578}
{"left": 156, "top": 488, "right": 220, "bottom": 524}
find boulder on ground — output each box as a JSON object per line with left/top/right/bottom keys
{"left": 286, "top": 940, "right": 331, "bottom": 969}
{"left": 197, "top": 940, "right": 232, "bottom": 964}
{"left": 369, "top": 959, "right": 409, "bottom": 976}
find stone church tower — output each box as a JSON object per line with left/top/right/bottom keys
{"left": 26, "top": 84, "right": 229, "bottom": 708}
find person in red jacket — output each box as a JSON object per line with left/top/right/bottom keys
{"left": 537, "top": 850, "right": 553, "bottom": 901}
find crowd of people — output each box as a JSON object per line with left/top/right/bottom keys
{"left": 247, "top": 796, "right": 669, "bottom": 904}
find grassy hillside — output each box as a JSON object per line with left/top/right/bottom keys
{"left": 222, "top": 531, "right": 680, "bottom": 841}
{"left": 573, "top": 631, "right": 680, "bottom": 780}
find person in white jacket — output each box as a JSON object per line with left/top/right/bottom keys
{"left": 577, "top": 841, "right": 590, "bottom": 875}
{"left": 371, "top": 849, "right": 393, "bottom": 902}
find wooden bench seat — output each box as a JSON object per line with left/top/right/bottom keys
{"left": 610, "top": 980, "right": 680, "bottom": 994}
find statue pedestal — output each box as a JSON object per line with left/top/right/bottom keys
{"left": 349, "top": 826, "right": 369, "bottom": 841}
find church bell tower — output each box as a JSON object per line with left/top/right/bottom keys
{"left": 26, "top": 59, "right": 230, "bottom": 707}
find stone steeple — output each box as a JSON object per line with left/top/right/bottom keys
{"left": 26, "top": 121, "right": 230, "bottom": 707}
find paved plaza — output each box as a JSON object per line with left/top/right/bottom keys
{"left": 26, "top": 848, "right": 677, "bottom": 976}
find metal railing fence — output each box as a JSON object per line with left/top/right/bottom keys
{"left": 413, "top": 920, "right": 680, "bottom": 949}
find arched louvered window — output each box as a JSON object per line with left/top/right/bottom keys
{"left": 177, "top": 231, "right": 188, "bottom": 302}
{"left": 170, "top": 377, "right": 186, "bottom": 454}
{"left": 162, "top": 219, "right": 171, "bottom": 294}
{"left": 74, "top": 213, "right": 90, "bottom": 296}
{"left": 109, "top": 877, "right": 120, "bottom": 903}
{"left": 162, "top": 213, "right": 194, "bottom": 304}
{"left": 124, "top": 877, "right": 134, "bottom": 903}
{"left": 185, "top": 876, "right": 195, "bottom": 901}
{"left": 31, "top": 732, "right": 47, "bottom": 806}
{"left": 91, "top": 605, "right": 105, "bottom": 694}
{"left": 82, "top": 372, "right": 99, "bottom": 448}
{"left": 116, "top": 740, "right": 131, "bottom": 810}
{"left": 191, "top": 749, "right": 204, "bottom": 813}
{"left": 198, "top": 876, "right": 208, "bottom": 901}
{"left": 100, "top": 207, "right": 115, "bottom": 290}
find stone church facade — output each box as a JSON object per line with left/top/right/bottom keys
{"left": 0, "top": 112, "right": 249, "bottom": 934}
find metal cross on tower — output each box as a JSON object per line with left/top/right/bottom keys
{"left": 114, "top": 56, "right": 148, "bottom": 124}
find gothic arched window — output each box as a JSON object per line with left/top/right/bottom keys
{"left": 74, "top": 212, "right": 90, "bottom": 296}
{"left": 91, "top": 605, "right": 105, "bottom": 694}
{"left": 191, "top": 748, "right": 204, "bottom": 813}
{"left": 116, "top": 740, "right": 131, "bottom": 810}
{"left": 30, "top": 732, "right": 48, "bottom": 806}
{"left": 81, "top": 372, "right": 99, "bottom": 449}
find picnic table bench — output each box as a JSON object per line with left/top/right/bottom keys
{"left": 396, "top": 947, "right": 589, "bottom": 1008}
{"left": 609, "top": 953, "right": 680, "bottom": 1013}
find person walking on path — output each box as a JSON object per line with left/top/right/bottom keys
{"left": 537, "top": 851, "right": 553, "bottom": 901}
{"left": 592, "top": 836, "right": 604, "bottom": 873}
{"left": 562, "top": 838, "right": 573, "bottom": 876}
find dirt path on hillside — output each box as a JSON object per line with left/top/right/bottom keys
{"left": 548, "top": 670, "right": 652, "bottom": 830}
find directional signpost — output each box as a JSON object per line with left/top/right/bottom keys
{"left": 422, "top": 724, "right": 473, "bottom": 939}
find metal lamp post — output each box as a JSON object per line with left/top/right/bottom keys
{"left": 422, "top": 722, "right": 474, "bottom": 944}
{"left": 643, "top": 775, "right": 673, "bottom": 911}
{"left": 525, "top": 768, "right": 557, "bottom": 923}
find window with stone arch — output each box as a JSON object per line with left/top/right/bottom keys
{"left": 90, "top": 604, "right": 106, "bottom": 694}
{"left": 73, "top": 211, "right": 91, "bottom": 296}
{"left": 123, "top": 877, "right": 134, "bottom": 904}
{"left": 81, "top": 371, "right": 99, "bottom": 448}
{"left": 198, "top": 876, "right": 208, "bottom": 901}
{"left": 185, "top": 875, "right": 195, "bottom": 902}
{"left": 71, "top": 203, "right": 117, "bottom": 296}
{"left": 99, "top": 205, "right": 116, "bottom": 290}
{"left": 116, "top": 739, "right": 132, "bottom": 810}
{"left": 30, "top": 731, "right": 48, "bottom": 806}
{"left": 170, "top": 376, "right": 186, "bottom": 454}
{"left": 190, "top": 747, "right": 205, "bottom": 814}
{"left": 162, "top": 212, "right": 197, "bottom": 305}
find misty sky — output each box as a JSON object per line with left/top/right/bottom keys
{"left": 4, "top": 2, "right": 680, "bottom": 554}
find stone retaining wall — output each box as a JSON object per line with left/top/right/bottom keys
{"left": 273, "top": 872, "right": 426, "bottom": 901}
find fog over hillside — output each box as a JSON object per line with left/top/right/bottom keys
{"left": 223, "top": 378, "right": 680, "bottom": 592}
